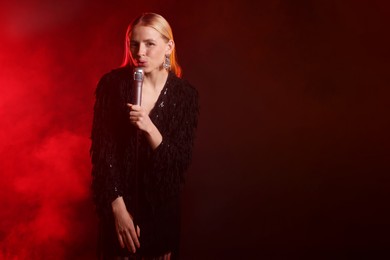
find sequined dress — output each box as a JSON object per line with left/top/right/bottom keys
{"left": 90, "top": 66, "right": 199, "bottom": 259}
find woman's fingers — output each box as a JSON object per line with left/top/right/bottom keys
{"left": 127, "top": 103, "right": 141, "bottom": 111}
{"left": 121, "top": 222, "right": 140, "bottom": 251}
{"left": 128, "top": 104, "right": 146, "bottom": 125}
{"left": 128, "top": 105, "right": 152, "bottom": 132}
{"left": 112, "top": 201, "right": 140, "bottom": 253}
{"left": 129, "top": 110, "right": 143, "bottom": 116}
{"left": 130, "top": 227, "right": 140, "bottom": 248}
{"left": 117, "top": 227, "right": 139, "bottom": 253}
{"left": 123, "top": 230, "right": 136, "bottom": 253}
{"left": 129, "top": 114, "right": 144, "bottom": 121}
{"left": 137, "top": 225, "right": 140, "bottom": 237}
{"left": 117, "top": 230, "right": 125, "bottom": 248}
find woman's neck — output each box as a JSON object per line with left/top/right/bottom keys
{"left": 143, "top": 69, "right": 169, "bottom": 91}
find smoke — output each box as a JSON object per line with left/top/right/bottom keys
{"left": 0, "top": 0, "right": 164, "bottom": 258}
{"left": 0, "top": 131, "right": 92, "bottom": 259}
{"left": 0, "top": 1, "right": 98, "bottom": 259}
{"left": 2, "top": 0, "right": 389, "bottom": 258}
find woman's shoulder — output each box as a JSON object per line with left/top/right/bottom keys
{"left": 167, "top": 73, "right": 199, "bottom": 115}
{"left": 99, "top": 66, "right": 131, "bottom": 82}
{"left": 168, "top": 73, "right": 198, "bottom": 99}
{"left": 96, "top": 66, "right": 131, "bottom": 95}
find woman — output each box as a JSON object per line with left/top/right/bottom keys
{"left": 91, "top": 13, "right": 199, "bottom": 259}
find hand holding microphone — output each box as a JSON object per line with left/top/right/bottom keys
{"left": 128, "top": 67, "right": 151, "bottom": 132}
{"left": 128, "top": 67, "right": 162, "bottom": 149}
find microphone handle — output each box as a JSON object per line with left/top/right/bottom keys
{"left": 134, "top": 80, "right": 142, "bottom": 106}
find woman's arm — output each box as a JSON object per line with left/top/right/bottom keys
{"left": 91, "top": 73, "right": 141, "bottom": 252}
{"left": 145, "top": 84, "right": 199, "bottom": 204}
{"left": 127, "top": 103, "right": 162, "bottom": 150}
{"left": 90, "top": 73, "right": 124, "bottom": 217}
{"left": 127, "top": 82, "right": 199, "bottom": 205}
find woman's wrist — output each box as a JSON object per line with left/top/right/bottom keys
{"left": 144, "top": 123, "right": 163, "bottom": 149}
{"left": 112, "top": 196, "right": 126, "bottom": 213}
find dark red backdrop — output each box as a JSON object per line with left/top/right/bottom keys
{"left": 1, "top": 0, "right": 389, "bottom": 259}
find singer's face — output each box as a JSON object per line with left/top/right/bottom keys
{"left": 129, "top": 25, "right": 173, "bottom": 74}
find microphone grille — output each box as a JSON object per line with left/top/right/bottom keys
{"left": 133, "top": 68, "right": 144, "bottom": 81}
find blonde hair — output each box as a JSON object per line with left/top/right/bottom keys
{"left": 121, "top": 13, "right": 182, "bottom": 77}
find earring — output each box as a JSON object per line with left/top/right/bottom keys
{"left": 163, "top": 55, "right": 171, "bottom": 70}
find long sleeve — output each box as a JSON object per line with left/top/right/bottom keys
{"left": 144, "top": 80, "right": 199, "bottom": 206}
{"left": 92, "top": 70, "right": 198, "bottom": 257}
{"left": 90, "top": 73, "right": 124, "bottom": 218}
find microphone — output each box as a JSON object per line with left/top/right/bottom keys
{"left": 132, "top": 67, "right": 144, "bottom": 232}
{"left": 133, "top": 67, "right": 144, "bottom": 106}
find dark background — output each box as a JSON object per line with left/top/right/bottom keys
{"left": 0, "top": 0, "right": 389, "bottom": 259}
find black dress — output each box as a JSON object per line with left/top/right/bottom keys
{"left": 90, "top": 66, "right": 199, "bottom": 259}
